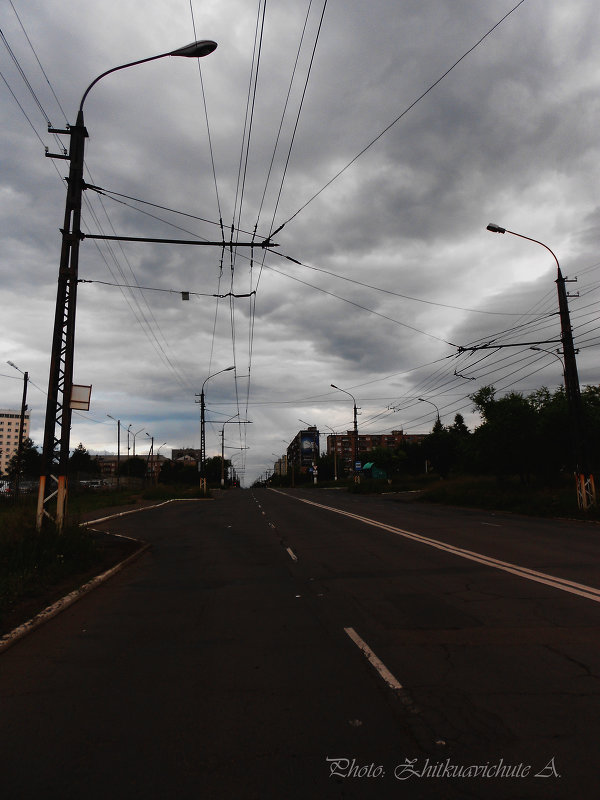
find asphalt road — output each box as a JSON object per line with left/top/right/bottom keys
{"left": 1, "top": 488, "right": 599, "bottom": 799}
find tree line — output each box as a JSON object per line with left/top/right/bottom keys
{"left": 268, "top": 384, "right": 600, "bottom": 486}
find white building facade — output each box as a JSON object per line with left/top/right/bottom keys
{"left": 0, "top": 408, "right": 30, "bottom": 476}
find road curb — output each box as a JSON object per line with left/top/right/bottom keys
{"left": 0, "top": 498, "right": 208, "bottom": 654}
{"left": 0, "top": 537, "right": 150, "bottom": 654}
{"left": 82, "top": 496, "right": 204, "bottom": 525}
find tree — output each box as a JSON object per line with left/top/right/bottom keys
{"left": 6, "top": 437, "right": 42, "bottom": 480}
{"left": 204, "top": 455, "right": 231, "bottom": 484}
{"left": 69, "top": 443, "right": 99, "bottom": 476}
{"left": 365, "top": 445, "right": 407, "bottom": 477}
{"left": 470, "top": 386, "right": 539, "bottom": 482}
{"left": 159, "top": 460, "right": 198, "bottom": 485}
{"left": 118, "top": 456, "right": 147, "bottom": 478}
{"left": 422, "top": 420, "right": 456, "bottom": 478}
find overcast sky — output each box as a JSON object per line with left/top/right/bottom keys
{"left": 2, "top": 0, "right": 600, "bottom": 485}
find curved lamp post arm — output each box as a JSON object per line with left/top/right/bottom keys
{"left": 79, "top": 40, "right": 217, "bottom": 111}
{"left": 38, "top": 38, "right": 217, "bottom": 532}
{"left": 331, "top": 383, "right": 359, "bottom": 480}
{"left": 418, "top": 397, "right": 440, "bottom": 422}
{"left": 486, "top": 223, "right": 560, "bottom": 274}
{"left": 487, "top": 224, "right": 592, "bottom": 505}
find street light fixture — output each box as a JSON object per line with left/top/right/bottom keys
{"left": 145, "top": 432, "right": 155, "bottom": 483}
{"left": 196, "top": 365, "right": 235, "bottom": 494}
{"left": 7, "top": 361, "right": 29, "bottom": 500}
{"left": 418, "top": 397, "right": 440, "bottom": 424}
{"left": 331, "top": 384, "right": 360, "bottom": 482}
{"left": 530, "top": 346, "right": 566, "bottom": 373}
{"left": 37, "top": 39, "right": 218, "bottom": 532}
{"left": 106, "top": 414, "right": 122, "bottom": 488}
{"left": 322, "top": 422, "right": 339, "bottom": 481}
{"left": 131, "top": 427, "right": 145, "bottom": 457}
{"left": 487, "top": 223, "right": 594, "bottom": 508}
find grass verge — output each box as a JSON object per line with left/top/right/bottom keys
{"left": 0, "top": 507, "right": 99, "bottom": 632}
{"left": 416, "top": 475, "right": 600, "bottom": 520}
{"left": 0, "top": 484, "right": 205, "bottom": 636}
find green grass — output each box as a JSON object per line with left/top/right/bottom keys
{"left": 0, "top": 506, "right": 99, "bottom": 623}
{"left": 0, "top": 483, "right": 213, "bottom": 630}
{"left": 415, "top": 474, "right": 599, "bottom": 519}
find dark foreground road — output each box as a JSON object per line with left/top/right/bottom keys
{"left": 1, "top": 489, "right": 599, "bottom": 799}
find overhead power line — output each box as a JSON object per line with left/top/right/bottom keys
{"left": 272, "top": 0, "right": 528, "bottom": 234}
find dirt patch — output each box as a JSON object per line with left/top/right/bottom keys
{"left": 0, "top": 530, "right": 142, "bottom": 638}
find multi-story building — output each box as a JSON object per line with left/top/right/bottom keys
{"left": 172, "top": 448, "right": 201, "bottom": 465}
{"left": 273, "top": 454, "right": 288, "bottom": 476}
{"left": 0, "top": 408, "right": 30, "bottom": 476}
{"left": 95, "top": 453, "right": 167, "bottom": 482}
{"left": 326, "top": 429, "right": 425, "bottom": 475}
{"left": 286, "top": 427, "right": 319, "bottom": 473}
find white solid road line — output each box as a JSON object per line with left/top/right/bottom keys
{"left": 271, "top": 490, "right": 600, "bottom": 605}
{"left": 286, "top": 547, "right": 298, "bottom": 562}
{"left": 344, "top": 627, "right": 404, "bottom": 690}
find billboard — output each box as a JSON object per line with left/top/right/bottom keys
{"left": 300, "top": 431, "right": 318, "bottom": 466}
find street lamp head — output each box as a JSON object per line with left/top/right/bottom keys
{"left": 330, "top": 383, "right": 339, "bottom": 389}
{"left": 169, "top": 40, "right": 218, "bottom": 58}
{"left": 486, "top": 223, "right": 506, "bottom": 234}
{"left": 79, "top": 39, "right": 217, "bottom": 112}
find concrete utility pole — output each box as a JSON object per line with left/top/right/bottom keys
{"left": 331, "top": 385, "right": 360, "bottom": 482}
{"left": 7, "top": 362, "right": 28, "bottom": 501}
{"left": 39, "top": 39, "right": 219, "bottom": 531}
{"left": 196, "top": 366, "right": 235, "bottom": 494}
{"left": 486, "top": 224, "right": 594, "bottom": 508}
{"left": 220, "top": 415, "right": 251, "bottom": 486}
{"left": 418, "top": 397, "right": 441, "bottom": 425}
{"left": 106, "top": 415, "right": 121, "bottom": 489}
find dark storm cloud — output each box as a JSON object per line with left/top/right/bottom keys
{"left": 2, "top": 0, "right": 600, "bottom": 482}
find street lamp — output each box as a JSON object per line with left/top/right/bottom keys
{"left": 37, "top": 39, "right": 218, "bottom": 532}
{"left": 322, "top": 422, "right": 339, "bottom": 481}
{"left": 7, "top": 361, "right": 28, "bottom": 500}
{"left": 106, "top": 414, "right": 122, "bottom": 488}
{"left": 196, "top": 365, "right": 235, "bottom": 494}
{"left": 219, "top": 414, "right": 252, "bottom": 487}
{"left": 331, "top": 384, "right": 360, "bottom": 482}
{"left": 418, "top": 397, "right": 440, "bottom": 425}
{"left": 487, "top": 223, "right": 593, "bottom": 508}
{"left": 154, "top": 442, "right": 167, "bottom": 485}
{"left": 221, "top": 414, "right": 238, "bottom": 488}
{"left": 131, "top": 427, "right": 145, "bottom": 457}
{"left": 530, "top": 346, "right": 566, "bottom": 375}
{"left": 145, "top": 432, "right": 154, "bottom": 483}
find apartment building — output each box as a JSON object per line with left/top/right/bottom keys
{"left": 286, "top": 427, "right": 319, "bottom": 473}
{"left": 326, "top": 429, "right": 425, "bottom": 474}
{"left": 0, "top": 408, "right": 30, "bottom": 476}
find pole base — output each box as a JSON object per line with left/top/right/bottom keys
{"left": 576, "top": 473, "right": 596, "bottom": 509}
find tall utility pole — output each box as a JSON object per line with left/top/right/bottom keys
{"left": 7, "top": 363, "right": 28, "bottom": 501}
{"left": 107, "top": 415, "right": 121, "bottom": 489}
{"left": 486, "top": 224, "right": 594, "bottom": 507}
{"left": 196, "top": 366, "right": 235, "bottom": 495}
{"left": 38, "top": 39, "right": 219, "bottom": 532}
{"left": 145, "top": 433, "right": 154, "bottom": 483}
{"left": 38, "top": 102, "right": 87, "bottom": 531}
{"left": 220, "top": 416, "right": 251, "bottom": 487}
{"left": 331, "top": 384, "right": 360, "bottom": 482}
